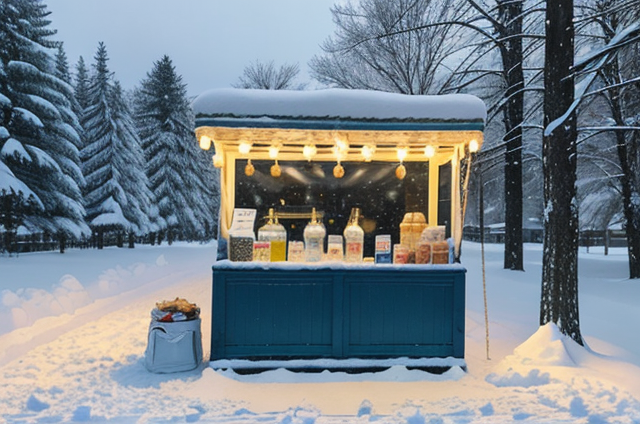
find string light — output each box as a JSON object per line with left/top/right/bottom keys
{"left": 212, "top": 154, "right": 224, "bottom": 168}
{"left": 268, "top": 144, "right": 281, "bottom": 159}
{"left": 199, "top": 135, "right": 212, "bottom": 150}
{"left": 424, "top": 145, "right": 436, "bottom": 158}
{"left": 303, "top": 144, "right": 317, "bottom": 161}
{"left": 397, "top": 146, "right": 408, "bottom": 163}
{"left": 238, "top": 141, "right": 252, "bottom": 155}
{"left": 361, "top": 144, "right": 375, "bottom": 162}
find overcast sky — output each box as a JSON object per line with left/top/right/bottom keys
{"left": 47, "top": 0, "right": 338, "bottom": 97}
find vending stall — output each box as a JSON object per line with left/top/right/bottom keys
{"left": 193, "top": 88, "right": 485, "bottom": 369}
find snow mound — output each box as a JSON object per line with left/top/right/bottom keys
{"left": 511, "top": 323, "right": 579, "bottom": 367}
{"left": 485, "top": 368, "right": 550, "bottom": 388}
{"left": 0, "top": 254, "right": 171, "bottom": 336}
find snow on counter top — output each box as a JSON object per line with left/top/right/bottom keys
{"left": 212, "top": 259, "right": 466, "bottom": 272}
{"left": 192, "top": 88, "right": 486, "bottom": 123}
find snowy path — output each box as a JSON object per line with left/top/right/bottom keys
{"left": 1, "top": 243, "right": 640, "bottom": 423}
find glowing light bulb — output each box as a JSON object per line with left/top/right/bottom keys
{"left": 469, "top": 139, "right": 479, "bottom": 153}
{"left": 303, "top": 144, "right": 317, "bottom": 161}
{"left": 238, "top": 141, "right": 252, "bottom": 155}
{"left": 334, "top": 134, "right": 349, "bottom": 153}
{"left": 361, "top": 144, "right": 375, "bottom": 162}
{"left": 212, "top": 154, "right": 224, "bottom": 168}
{"left": 397, "top": 147, "right": 408, "bottom": 163}
{"left": 199, "top": 135, "right": 212, "bottom": 150}
{"left": 268, "top": 144, "right": 280, "bottom": 159}
{"left": 424, "top": 145, "right": 436, "bottom": 158}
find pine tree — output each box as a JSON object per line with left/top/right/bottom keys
{"left": 81, "top": 42, "right": 153, "bottom": 248}
{"left": 74, "top": 56, "right": 90, "bottom": 113}
{"left": 134, "top": 55, "right": 218, "bottom": 243}
{"left": 0, "top": 0, "right": 87, "bottom": 252}
{"left": 54, "top": 45, "right": 70, "bottom": 84}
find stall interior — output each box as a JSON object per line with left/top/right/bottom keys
{"left": 234, "top": 159, "right": 452, "bottom": 258}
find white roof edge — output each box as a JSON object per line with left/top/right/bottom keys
{"left": 192, "top": 88, "right": 486, "bottom": 123}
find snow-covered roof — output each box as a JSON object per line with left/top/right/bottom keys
{"left": 193, "top": 88, "right": 486, "bottom": 131}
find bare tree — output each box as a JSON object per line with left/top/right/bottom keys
{"left": 540, "top": 0, "right": 582, "bottom": 345}
{"left": 309, "top": 0, "right": 466, "bottom": 94}
{"left": 574, "top": 0, "right": 640, "bottom": 278}
{"left": 438, "top": 0, "right": 547, "bottom": 271}
{"left": 233, "top": 60, "right": 304, "bottom": 90}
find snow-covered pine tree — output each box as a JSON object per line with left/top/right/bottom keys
{"left": 134, "top": 55, "right": 218, "bottom": 243}
{"left": 54, "top": 45, "right": 70, "bottom": 84}
{"left": 81, "top": 42, "right": 153, "bottom": 249}
{"left": 0, "top": 0, "right": 87, "bottom": 253}
{"left": 74, "top": 56, "right": 90, "bottom": 113}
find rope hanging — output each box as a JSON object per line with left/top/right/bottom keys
{"left": 478, "top": 165, "right": 490, "bottom": 361}
{"left": 461, "top": 150, "right": 490, "bottom": 360}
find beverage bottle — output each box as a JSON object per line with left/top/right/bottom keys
{"left": 258, "top": 208, "right": 287, "bottom": 261}
{"left": 344, "top": 207, "right": 364, "bottom": 263}
{"left": 303, "top": 207, "right": 326, "bottom": 262}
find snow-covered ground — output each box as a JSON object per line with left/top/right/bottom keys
{"left": 1, "top": 241, "right": 639, "bottom": 423}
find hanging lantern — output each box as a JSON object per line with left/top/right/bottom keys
{"left": 271, "top": 161, "right": 282, "bottom": 177}
{"left": 469, "top": 139, "right": 479, "bottom": 153}
{"left": 245, "top": 159, "right": 255, "bottom": 176}
{"left": 333, "top": 163, "right": 345, "bottom": 178}
{"left": 396, "top": 164, "right": 407, "bottom": 180}
{"left": 199, "top": 135, "right": 212, "bottom": 150}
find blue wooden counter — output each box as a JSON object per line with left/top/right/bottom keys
{"left": 211, "top": 261, "right": 465, "bottom": 362}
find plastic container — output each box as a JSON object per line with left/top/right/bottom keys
{"left": 421, "top": 225, "right": 445, "bottom": 243}
{"left": 400, "top": 212, "right": 427, "bottom": 250}
{"left": 228, "top": 234, "right": 254, "bottom": 261}
{"left": 287, "top": 241, "right": 305, "bottom": 262}
{"left": 258, "top": 208, "right": 287, "bottom": 261}
{"left": 326, "top": 235, "right": 344, "bottom": 261}
{"left": 415, "top": 241, "right": 432, "bottom": 264}
{"left": 252, "top": 241, "right": 271, "bottom": 262}
{"left": 344, "top": 208, "right": 364, "bottom": 263}
{"left": 228, "top": 209, "right": 256, "bottom": 262}
{"left": 393, "top": 244, "right": 410, "bottom": 264}
{"left": 304, "top": 208, "right": 326, "bottom": 262}
{"left": 432, "top": 240, "right": 450, "bottom": 264}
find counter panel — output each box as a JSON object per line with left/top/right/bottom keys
{"left": 211, "top": 263, "right": 465, "bottom": 361}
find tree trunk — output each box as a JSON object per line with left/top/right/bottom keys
{"left": 540, "top": 0, "right": 582, "bottom": 345}
{"left": 97, "top": 228, "right": 104, "bottom": 250}
{"left": 128, "top": 232, "right": 135, "bottom": 249}
{"left": 58, "top": 231, "right": 66, "bottom": 254}
{"left": 498, "top": 0, "right": 525, "bottom": 271}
